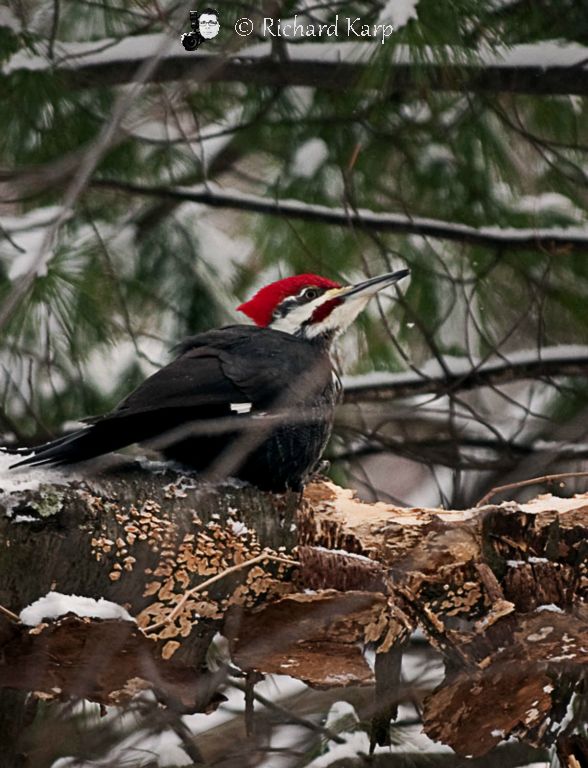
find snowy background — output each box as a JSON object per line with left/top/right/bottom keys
{"left": 2, "top": 0, "right": 588, "bottom": 763}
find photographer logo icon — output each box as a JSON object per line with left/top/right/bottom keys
{"left": 181, "top": 8, "right": 220, "bottom": 51}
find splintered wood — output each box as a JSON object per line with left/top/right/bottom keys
{"left": 291, "top": 483, "right": 588, "bottom": 757}
{"left": 0, "top": 468, "right": 586, "bottom": 755}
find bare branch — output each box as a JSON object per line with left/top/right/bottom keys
{"left": 91, "top": 179, "right": 588, "bottom": 253}
{"left": 343, "top": 346, "right": 588, "bottom": 402}
{"left": 332, "top": 436, "right": 588, "bottom": 471}
{"left": 476, "top": 471, "right": 588, "bottom": 507}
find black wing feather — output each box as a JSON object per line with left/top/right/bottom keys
{"left": 11, "top": 325, "right": 330, "bottom": 469}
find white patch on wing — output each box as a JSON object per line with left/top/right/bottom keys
{"left": 230, "top": 402, "right": 253, "bottom": 414}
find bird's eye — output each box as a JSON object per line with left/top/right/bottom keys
{"left": 303, "top": 287, "right": 320, "bottom": 301}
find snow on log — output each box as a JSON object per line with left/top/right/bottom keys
{"left": 0, "top": 457, "right": 300, "bottom": 712}
{"left": 0, "top": 458, "right": 587, "bottom": 756}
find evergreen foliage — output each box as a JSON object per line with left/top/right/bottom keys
{"left": 1, "top": 0, "right": 587, "bottom": 507}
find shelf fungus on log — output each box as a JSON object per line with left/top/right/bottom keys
{"left": 0, "top": 461, "right": 300, "bottom": 713}
{"left": 0, "top": 462, "right": 587, "bottom": 757}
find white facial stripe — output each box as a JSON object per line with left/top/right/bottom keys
{"left": 269, "top": 287, "right": 372, "bottom": 339}
{"left": 304, "top": 295, "right": 371, "bottom": 339}
{"left": 270, "top": 302, "right": 316, "bottom": 334}
{"left": 269, "top": 288, "right": 341, "bottom": 335}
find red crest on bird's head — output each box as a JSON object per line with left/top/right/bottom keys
{"left": 237, "top": 274, "right": 341, "bottom": 327}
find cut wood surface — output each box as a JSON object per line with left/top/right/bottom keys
{"left": 0, "top": 458, "right": 586, "bottom": 757}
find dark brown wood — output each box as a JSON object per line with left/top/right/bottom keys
{"left": 370, "top": 643, "right": 405, "bottom": 749}
{"left": 0, "top": 688, "right": 30, "bottom": 768}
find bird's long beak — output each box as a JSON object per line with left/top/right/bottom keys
{"left": 340, "top": 268, "right": 410, "bottom": 300}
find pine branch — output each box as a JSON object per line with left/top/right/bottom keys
{"left": 0, "top": 34, "right": 183, "bottom": 333}
{"left": 6, "top": 38, "right": 588, "bottom": 96}
{"left": 343, "top": 346, "right": 588, "bottom": 401}
{"left": 91, "top": 179, "right": 588, "bottom": 253}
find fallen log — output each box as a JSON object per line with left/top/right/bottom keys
{"left": 0, "top": 456, "right": 586, "bottom": 761}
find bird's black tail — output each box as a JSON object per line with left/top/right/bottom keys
{"left": 7, "top": 420, "right": 130, "bottom": 469}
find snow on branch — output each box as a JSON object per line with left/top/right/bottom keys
{"left": 92, "top": 179, "right": 588, "bottom": 253}
{"left": 4, "top": 36, "right": 588, "bottom": 96}
{"left": 343, "top": 345, "right": 588, "bottom": 401}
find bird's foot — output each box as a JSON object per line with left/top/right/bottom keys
{"left": 307, "top": 460, "right": 331, "bottom": 484}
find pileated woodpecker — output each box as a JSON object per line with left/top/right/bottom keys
{"left": 9, "top": 270, "right": 409, "bottom": 491}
